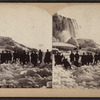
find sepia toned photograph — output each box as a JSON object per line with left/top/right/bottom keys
{"left": 0, "top": 4, "right": 52, "bottom": 88}
{"left": 0, "top": 3, "right": 100, "bottom": 97}
{"left": 52, "top": 5, "right": 100, "bottom": 89}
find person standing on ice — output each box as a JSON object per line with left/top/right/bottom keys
{"left": 90, "top": 53, "right": 93, "bottom": 65}
{"left": 63, "top": 57, "right": 71, "bottom": 70}
{"left": 21, "top": 50, "right": 26, "bottom": 65}
{"left": 87, "top": 53, "right": 90, "bottom": 65}
{"left": 31, "top": 51, "right": 34, "bottom": 64}
{"left": 1, "top": 51, "right": 5, "bottom": 64}
{"left": 44, "top": 49, "right": 51, "bottom": 64}
{"left": 81, "top": 53, "right": 86, "bottom": 65}
{"left": 25, "top": 52, "right": 30, "bottom": 64}
{"left": 94, "top": 52, "right": 98, "bottom": 65}
{"left": 5, "top": 51, "right": 9, "bottom": 63}
{"left": 13, "top": 50, "right": 18, "bottom": 63}
{"left": 8, "top": 51, "right": 12, "bottom": 63}
{"left": 70, "top": 51, "right": 74, "bottom": 64}
{"left": 33, "top": 52, "right": 38, "bottom": 67}
{"left": 31, "top": 51, "right": 38, "bottom": 66}
{"left": 38, "top": 49, "right": 43, "bottom": 64}
{"left": 74, "top": 51, "right": 79, "bottom": 67}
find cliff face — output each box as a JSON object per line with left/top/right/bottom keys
{"left": 0, "top": 36, "right": 37, "bottom": 52}
{"left": 53, "top": 13, "right": 79, "bottom": 42}
{"left": 77, "top": 39, "right": 98, "bottom": 48}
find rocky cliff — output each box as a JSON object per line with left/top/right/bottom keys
{"left": 0, "top": 36, "right": 37, "bottom": 52}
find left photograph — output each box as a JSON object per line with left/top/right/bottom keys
{"left": 0, "top": 4, "right": 52, "bottom": 88}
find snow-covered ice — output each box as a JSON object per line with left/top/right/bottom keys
{"left": 53, "top": 61, "right": 100, "bottom": 89}
{"left": 0, "top": 63, "right": 52, "bottom": 88}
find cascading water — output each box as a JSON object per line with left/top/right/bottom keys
{"left": 53, "top": 13, "right": 79, "bottom": 42}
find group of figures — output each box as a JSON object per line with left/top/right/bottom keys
{"left": 54, "top": 51, "right": 100, "bottom": 69}
{"left": 0, "top": 49, "right": 52, "bottom": 66}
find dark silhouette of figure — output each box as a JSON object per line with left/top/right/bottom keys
{"left": 70, "top": 51, "right": 74, "bottom": 64}
{"left": 55, "top": 52, "right": 63, "bottom": 65}
{"left": 25, "top": 52, "right": 30, "bottom": 64}
{"left": 19, "top": 50, "right": 26, "bottom": 65}
{"left": 22, "top": 50, "right": 26, "bottom": 65}
{"left": 38, "top": 49, "right": 43, "bottom": 63}
{"left": 87, "top": 53, "right": 90, "bottom": 65}
{"left": 6, "top": 51, "right": 12, "bottom": 63}
{"left": 33, "top": 52, "right": 38, "bottom": 66}
{"left": 31, "top": 52, "right": 34, "bottom": 64}
{"left": 6, "top": 51, "right": 11, "bottom": 63}
{"left": 8, "top": 51, "right": 12, "bottom": 62}
{"left": 1, "top": 51, "right": 5, "bottom": 63}
{"left": 90, "top": 53, "right": 93, "bottom": 65}
{"left": 94, "top": 52, "right": 98, "bottom": 65}
{"left": 81, "top": 53, "right": 86, "bottom": 65}
{"left": 19, "top": 51, "right": 23, "bottom": 64}
{"left": 63, "top": 57, "right": 71, "bottom": 69}
{"left": 74, "top": 51, "right": 79, "bottom": 67}
{"left": 31, "top": 51, "right": 38, "bottom": 66}
{"left": 13, "top": 50, "right": 18, "bottom": 63}
{"left": 75, "top": 51, "right": 79, "bottom": 62}
{"left": 44, "top": 49, "right": 51, "bottom": 64}
{"left": 56, "top": 52, "right": 60, "bottom": 64}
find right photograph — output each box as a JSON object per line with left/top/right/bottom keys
{"left": 52, "top": 5, "right": 100, "bottom": 89}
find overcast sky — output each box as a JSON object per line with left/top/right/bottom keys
{"left": 0, "top": 4, "right": 52, "bottom": 52}
{"left": 57, "top": 4, "right": 100, "bottom": 44}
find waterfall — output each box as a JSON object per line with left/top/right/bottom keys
{"left": 53, "top": 14, "right": 79, "bottom": 42}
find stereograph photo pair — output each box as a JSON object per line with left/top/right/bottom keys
{"left": 0, "top": 3, "right": 100, "bottom": 97}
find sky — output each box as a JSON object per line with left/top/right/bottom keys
{"left": 0, "top": 4, "right": 52, "bottom": 52}
{"left": 57, "top": 4, "right": 100, "bottom": 45}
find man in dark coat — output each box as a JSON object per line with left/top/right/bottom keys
{"left": 70, "top": 51, "right": 74, "bottom": 64}
{"left": 63, "top": 57, "right": 71, "bottom": 70}
{"left": 34, "top": 52, "right": 38, "bottom": 66}
{"left": 44, "top": 49, "right": 51, "bottom": 64}
{"left": 13, "top": 50, "right": 17, "bottom": 63}
{"left": 31, "top": 51, "right": 38, "bottom": 66}
{"left": 81, "top": 53, "right": 86, "bottom": 65}
{"left": 25, "top": 52, "right": 30, "bottom": 64}
{"left": 1, "top": 51, "right": 5, "bottom": 63}
{"left": 19, "top": 50, "right": 26, "bottom": 65}
{"left": 90, "top": 53, "right": 93, "bottom": 65}
{"left": 31, "top": 51, "right": 34, "bottom": 64}
{"left": 94, "top": 52, "right": 98, "bottom": 65}
{"left": 22, "top": 50, "right": 26, "bottom": 65}
{"left": 8, "top": 51, "right": 12, "bottom": 63}
{"left": 87, "top": 53, "right": 90, "bottom": 65}
{"left": 38, "top": 49, "right": 43, "bottom": 64}
{"left": 74, "top": 51, "right": 79, "bottom": 67}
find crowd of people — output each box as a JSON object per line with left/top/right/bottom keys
{"left": 0, "top": 49, "right": 52, "bottom": 66}
{"left": 54, "top": 51, "right": 100, "bottom": 70}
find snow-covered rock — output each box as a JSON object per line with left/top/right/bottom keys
{"left": 0, "top": 63, "right": 52, "bottom": 88}
{"left": 53, "top": 63, "right": 100, "bottom": 89}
